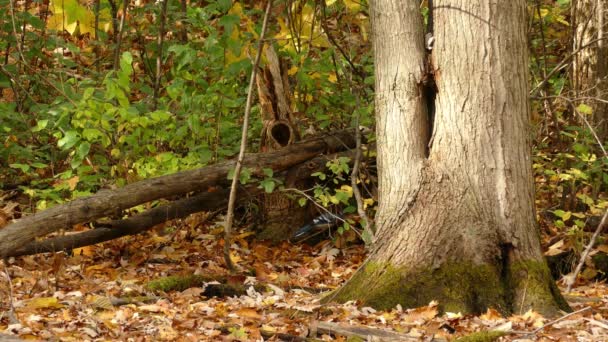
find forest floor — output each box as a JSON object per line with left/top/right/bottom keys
{"left": 1, "top": 211, "right": 608, "bottom": 341}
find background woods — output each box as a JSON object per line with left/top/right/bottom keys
{"left": 1, "top": 0, "right": 608, "bottom": 340}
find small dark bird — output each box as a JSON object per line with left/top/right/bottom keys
{"left": 291, "top": 212, "right": 343, "bottom": 241}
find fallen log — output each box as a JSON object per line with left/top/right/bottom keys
{"left": 0, "top": 130, "right": 357, "bottom": 258}
{"left": 6, "top": 148, "right": 367, "bottom": 257}
{"left": 7, "top": 186, "right": 261, "bottom": 257}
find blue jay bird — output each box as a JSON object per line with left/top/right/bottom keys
{"left": 291, "top": 212, "right": 343, "bottom": 241}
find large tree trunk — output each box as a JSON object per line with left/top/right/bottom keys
{"left": 329, "top": 0, "right": 570, "bottom": 316}
{"left": 572, "top": 0, "right": 608, "bottom": 140}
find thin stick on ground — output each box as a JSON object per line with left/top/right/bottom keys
{"left": 554, "top": 97, "right": 608, "bottom": 293}
{"left": 516, "top": 306, "right": 591, "bottom": 337}
{"left": 566, "top": 210, "right": 608, "bottom": 292}
{"left": 223, "top": 0, "right": 273, "bottom": 272}
{"left": 2, "top": 263, "right": 19, "bottom": 325}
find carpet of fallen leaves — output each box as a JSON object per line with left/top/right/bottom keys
{"left": 2, "top": 213, "right": 608, "bottom": 341}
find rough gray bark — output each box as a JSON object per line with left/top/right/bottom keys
{"left": 329, "top": 0, "right": 569, "bottom": 316}
{"left": 572, "top": 0, "right": 608, "bottom": 140}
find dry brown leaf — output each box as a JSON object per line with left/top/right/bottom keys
{"left": 139, "top": 304, "right": 165, "bottom": 313}
{"left": 403, "top": 305, "right": 438, "bottom": 324}
{"left": 480, "top": 308, "right": 503, "bottom": 321}
{"left": 236, "top": 307, "right": 262, "bottom": 320}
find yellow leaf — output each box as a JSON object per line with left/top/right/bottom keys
{"left": 344, "top": 0, "right": 361, "bottom": 11}
{"left": 27, "top": 297, "right": 64, "bottom": 309}
{"left": 328, "top": 72, "right": 338, "bottom": 83}
{"left": 65, "top": 21, "right": 78, "bottom": 35}
{"left": 228, "top": 2, "right": 243, "bottom": 16}
{"left": 577, "top": 103, "right": 593, "bottom": 115}
{"left": 340, "top": 185, "right": 353, "bottom": 196}
{"left": 236, "top": 307, "right": 261, "bottom": 320}
{"left": 557, "top": 15, "right": 570, "bottom": 26}
{"left": 230, "top": 252, "right": 241, "bottom": 264}
{"left": 288, "top": 66, "right": 299, "bottom": 76}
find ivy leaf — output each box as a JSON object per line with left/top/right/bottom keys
{"left": 552, "top": 210, "right": 571, "bottom": 221}
{"left": 58, "top": 130, "right": 81, "bottom": 150}
{"left": 263, "top": 168, "right": 274, "bottom": 178}
{"left": 260, "top": 179, "right": 275, "bottom": 193}
{"left": 312, "top": 172, "right": 326, "bottom": 180}
{"left": 9, "top": 163, "right": 30, "bottom": 172}
{"left": 240, "top": 168, "right": 252, "bottom": 184}
{"left": 32, "top": 119, "right": 48, "bottom": 132}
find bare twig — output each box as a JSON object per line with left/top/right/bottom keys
{"left": 549, "top": 96, "right": 608, "bottom": 292}
{"left": 224, "top": 0, "right": 273, "bottom": 272}
{"left": 552, "top": 95, "right": 608, "bottom": 158}
{"left": 319, "top": 0, "right": 365, "bottom": 80}
{"left": 113, "top": 0, "right": 130, "bottom": 70}
{"left": 152, "top": 0, "right": 169, "bottom": 110}
{"left": 179, "top": 0, "right": 188, "bottom": 43}
{"left": 350, "top": 106, "right": 374, "bottom": 244}
{"left": 94, "top": 0, "right": 101, "bottom": 71}
{"left": 2, "top": 264, "right": 19, "bottom": 325}
{"left": 531, "top": 0, "right": 557, "bottom": 137}
{"left": 282, "top": 187, "right": 364, "bottom": 242}
{"left": 567, "top": 211, "right": 608, "bottom": 292}
{"left": 8, "top": 0, "right": 27, "bottom": 65}
{"left": 282, "top": 188, "right": 348, "bottom": 224}
{"left": 515, "top": 306, "right": 591, "bottom": 337}
{"left": 530, "top": 37, "right": 607, "bottom": 96}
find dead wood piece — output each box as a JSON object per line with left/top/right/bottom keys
{"left": 8, "top": 147, "right": 369, "bottom": 257}
{"left": 0, "top": 129, "right": 357, "bottom": 258}
{"left": 259, "top": 330, "right": 323, "bottom": 342}
{"left": 315, "top": 321, "right": 438, "bottom": 341}
{"left": 146, "top": 274, "right": 265, "bottom": 297}
{"left": 110, "top": 296, "right": 159, "bottom": 306}
{"left": 8, "top": 187, "right": 260, "bottom": 257}
{"left": 0, "top": 334, "right": 30, "bottom": 342}
{"left": 217, "top": 325, "right": 323, "bottom": 342}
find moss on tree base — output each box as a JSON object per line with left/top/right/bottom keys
{"left": 326, "top": 259, "right": 569, "bottom": 316}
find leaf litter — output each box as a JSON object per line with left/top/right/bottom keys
{"left": 1, "top": 213, "right": 608, "bottom": 341}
